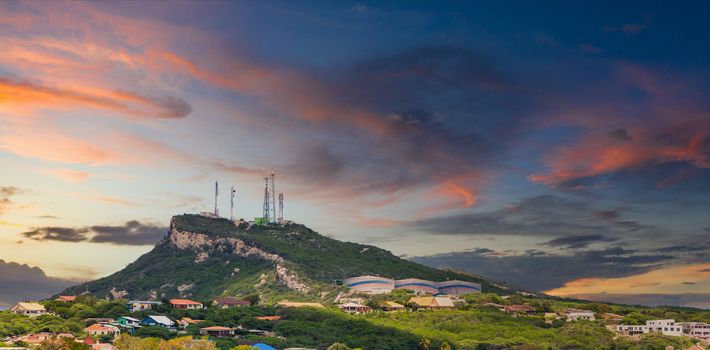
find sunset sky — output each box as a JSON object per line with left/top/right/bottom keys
{"left": 1, "top": 1, "right": 709, "bottom": 308}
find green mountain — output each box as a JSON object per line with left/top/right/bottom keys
{"left": 61, "top": 214, "right": 512, "bottom": 302}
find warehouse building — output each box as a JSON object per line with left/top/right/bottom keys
{"left": 343, "top": 276, "right": 481, "bottom": 296}
{"left": 395, "top": 278, "right": 439, "bottom": 294}
{"left": 437, "top": 280, "right": 482, "bottom": 295}
{"left": 342, "top": 275, "right": 395, "bottom": 294}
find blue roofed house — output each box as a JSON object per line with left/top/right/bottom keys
{"left": 142, "top": 315, "right": 176, "bottom": 330}
{"left": 252, "top": 344, "right": 277, "bottom": 350}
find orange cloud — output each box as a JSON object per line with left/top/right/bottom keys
{"left": 546, "top": 263, "right": 710, "bottom": 296}
{"left": 45, "top": 168, "right": 91, "bottom": 183}
{"left": 0, "top": 77, "right": 190, "bottom": 119}
{"left": 530, "top": 119, "right": 710, "bottom": 185}
{"left": 0, "top": 126, "right": 118, "bottom": 166}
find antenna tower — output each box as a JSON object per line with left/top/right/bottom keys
{"left": 278, "top": 193, "right": 284, "bottom": 223}
{"left": 214, "top": 180, "right": 219, "bottom": 217}
{"left": 262, "top": 177, "right": 270, "bottom": 221}
{"left": 270, "top": 170, "right": 276, "bottom": 223}
{"left": 230, "top": 186, "right": 236, "bottom": 220}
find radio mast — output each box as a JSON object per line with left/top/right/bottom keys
{"left": 214, "top": 181, "right": 219, "bottom": 217}
{"left": 230, "top": 186, "right": 236, "bottom": 220}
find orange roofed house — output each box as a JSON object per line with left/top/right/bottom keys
{"left": 170, "top": 299, "right": 204, "bottom": 310}
{"left": 84, "top": 324, "right": 120, "bottom": 336}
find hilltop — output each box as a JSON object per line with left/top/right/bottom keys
{"left": 60, "top": 214, "right": 511, "bottom": 302}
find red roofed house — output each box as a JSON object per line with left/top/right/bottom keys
{"left": 213, "top": 297, "right": 251, "bottom": 308}
{"left": 170, "top": 299, "right": 203, "bottom": 310}
{"left": 199, "top": 326, "right": 236, "bottom": 337}
{"left": 54, "top": 295, "right": 76, "bottom": 302}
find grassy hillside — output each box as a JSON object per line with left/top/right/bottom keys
{"left": 60, "top": 214, "right": 509, "bottom": 301}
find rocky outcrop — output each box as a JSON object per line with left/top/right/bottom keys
{"left": 109, "top": 287, "right": 128, "bottom": 299}
{"left": 168, "top": 222, "right": 310, "bottom": 292}
{"left": 177, "top": 283, "right": 194, "bottom": 294}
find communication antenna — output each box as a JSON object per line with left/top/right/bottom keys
{"left": 214, "top": 180, "right": 219, "bottom": 217}
{"left": 230, "top": 186, "right": 236, "bottom": 220}
{"left": 262, "top": 177, "right": 270, "bottom": 221}
{"left": 270, "top": 170, "right": 276, "bottom": 223}
{"left": 278, "top": 193, "right": 284, "bottom": 223}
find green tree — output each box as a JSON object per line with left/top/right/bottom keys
{"left": 440, "top": 341, "right": 452, "bottom": 350}
{"left": 244, "top": 293, "right": 260, "bottom": 306}
{"left": 327, "top": 343, "right": 353, "bottom": 350}
{"left": 419, "top": 337, "right": 431, "bottom": 350}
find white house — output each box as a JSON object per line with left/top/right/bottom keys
{"left": 617, "top": 319, "right": 684, "bottom": 337}
{"left": 10, "top": 302, "right": 48, "bottom": 317}
{"left": 564, "top": 308, "right": 595, "bottom": 321}
{"left": 646, "top": 319, "right": 683, "bottom": 337}
{"left": 127, "top": 300, "right": 161, "bottom": 312}
{"left": 679, "top": 322, "right": 710, "bottom": 340}
{"left": 616, "top": 324, "right": 649, "bottom": 335}
{"left": 142, "top": 315, "right": 175, "bottom": 330}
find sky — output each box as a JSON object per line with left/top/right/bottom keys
{"left": 0, "top": 0, "right": 709, "bottom": 308}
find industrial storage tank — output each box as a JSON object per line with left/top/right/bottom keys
{"left": 394, "top": 278, "right": 439, "bottom": 294}
{"left": 436, "top": 280, "right": 482, "bottom": 296}
{"left": 343, "top": 275, "right": 395, "bottom": 294}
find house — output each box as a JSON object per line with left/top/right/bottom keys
{"left": 680, "top": 322, "right": 710, "bottom": 340}
{"left": 199, "top": 326, "right": 235, "bottom": 337}
{"left": 213, "top": 297, "right": 251, "bottom": 308}
{"left": 617, "top": 319, "right": 684, "bottom": 337}
{"left": 54, "top": 295, "right": 76, "bottom": 302}
{"left": 382, "top": 301, "right": 405, "bottom": 311}
{"left": 19, "top": 333, "right": 73, "bottom": 344}
{"left": 276, "top": 301, "right": 324, "bottom": 308}
{"left": 255, "top": 316, "right": 282, "bottom": 321}
{"left": 142, "top": 315, "right": 176, "bottom": 329}
{"left": 408, "top": 297, "right": 455, "bottom": 310}
{"left": 176, "top": 317, "right": 203, "bottom": 328}
{"left": 339, "top": 302, "right": 371, "bottom": 314}
{"left": 564, "top": 308, "right": 595, "bottom": 321}
{"left": 84, "top": 324, "right": 120, "bottom": 336}
{"left": 127, "top": 300, "right": 161, "bottom": 312}
{"left": 83, "top": 337, "right": 116, "bottom": 350}
{"left": 116, "top": 316, "right": 141, "bottom": 328}
{"left": 500, "top": 304, "right": 536, "bottom": 314}
{"left": 616, "top": 324, "right": 649, "bottom": 335}
{"left": 10, "top": 302, "right": 48, "bottom": 317}
{"left": 169, "top": 299, "right": 203, "bottom": 310}
{"left": 647, "top": 319, "right": 683, "bottom": 336}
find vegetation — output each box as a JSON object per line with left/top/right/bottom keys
{"left": 2, "top": 216, "right": 708, "bottom": 350}
{"left": 61, "top": 214, "right": 506, "bottom": 302}
{"left": 114, "top": 335, "right": 218, "bottom": 350}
